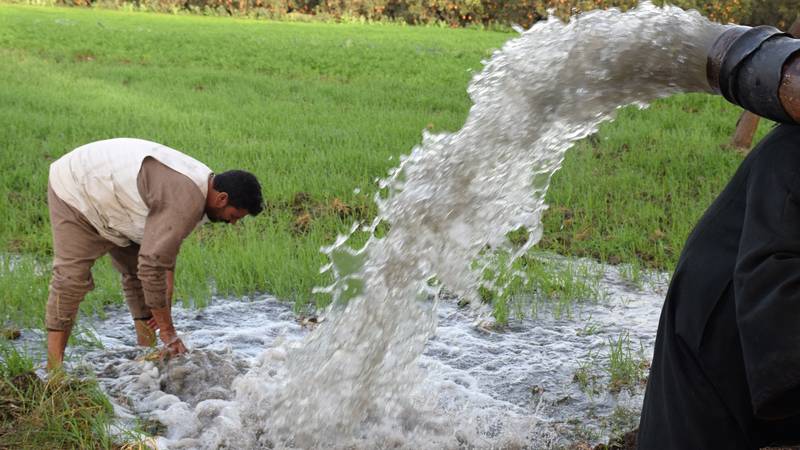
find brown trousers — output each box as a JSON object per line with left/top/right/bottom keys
{"left": 46, "top": 185, "right": 150, "bottom": 330}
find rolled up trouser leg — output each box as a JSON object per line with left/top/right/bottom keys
{"left": 121, "top": 273, "right": 151, "bottom": 320}
{"left": 46, "top": 266, "right": 94, "bottom": 331}
{"left": 47, "top": 183, "right": 114, "bottom": 330}
{"left": 108, "top": 245, "right": 156, "bottom": 346}
{"left": 109, "top": 244, "right": 152, "bottom": 321}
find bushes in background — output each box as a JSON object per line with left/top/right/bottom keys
{"left": 745, "top": 0, "right": 800, "bottom": 30}
{"left": 30, "top": 0, "right": 800, "bottom": 33}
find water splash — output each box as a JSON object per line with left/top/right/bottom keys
{"left": 63, "top": 261, "right": 666, "bottom": 449}
{"left": 227, "top": 3, "right": 724, "bottom": 447}
{"left": 79, "top": 3, "right": 732, "bottom": 448}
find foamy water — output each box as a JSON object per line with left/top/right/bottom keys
{"left": 16, "top": 2, "right": 734, "bottom": 448}
{"left": 14, "top": 259, "right": 667, "bottom": 448}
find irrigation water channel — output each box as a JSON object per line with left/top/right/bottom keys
{"left": 15, "top": 2, "right": 734, "bottom": 448}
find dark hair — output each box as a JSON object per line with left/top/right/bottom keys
{"left": 213, "top": 170, "right": 264, "bottom": 216}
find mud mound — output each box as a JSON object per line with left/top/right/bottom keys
{"left": 158, "top": 350, "right": 249, "bottom": 405}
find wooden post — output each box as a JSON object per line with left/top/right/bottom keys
{"left": 730, "top": 111, "right": 761, "bottom": 152}
{"left": 730, "top": 16, "right": 800, "bottom": 153}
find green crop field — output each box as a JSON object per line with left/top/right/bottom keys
{"left": 0, "top": 4, "right": 773, "bottom": 333}
{"left": 0, "top": 4, "right": 782, "bottom": 448}
{"left": 0, "top": 5, "right": 512, "bottom": 327}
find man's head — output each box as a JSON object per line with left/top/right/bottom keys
{"left": 205, "top": 170, "right": 263, "bottom": 224}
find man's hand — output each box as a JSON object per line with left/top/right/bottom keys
{"left": 149, "top": 299, "right": 187, "bottom": 357}
{"left": 159, "top": 327, "right": 187, "bottom": 356}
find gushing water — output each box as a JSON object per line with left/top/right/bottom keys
{"left": 230, "top": 3, "right": 724, "bottom": 447}
{"left": 39, "top": 3, "right": 734, "bottom": 448}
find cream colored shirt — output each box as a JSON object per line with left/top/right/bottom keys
{"left": 49, "top": 138, "right": 212, "bottom": 247}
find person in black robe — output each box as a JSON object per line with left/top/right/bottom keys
{"left": 637, "top": 123, "right": 800, "bottom": 449}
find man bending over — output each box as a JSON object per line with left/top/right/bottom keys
{"left": 46, "top": 138, "right": 263, "bottom": 369}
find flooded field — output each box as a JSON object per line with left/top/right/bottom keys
{"left": 15, "top": 260, "right": 665, "bottom": 448}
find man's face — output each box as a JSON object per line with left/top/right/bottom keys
{"left": 207, "top": 205, "right": 249, "bottom": 225}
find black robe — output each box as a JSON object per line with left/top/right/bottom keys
{"left": 638, "top": 124, "right": 800, "bottom": 449}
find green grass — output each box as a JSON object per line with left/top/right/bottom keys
{"left": 573, "top": 349, "right": 601, "bottom": 398}
{"left": 605, "top": 332, "right": 648, "bottom": 393}
{"left": 478, "top": 251, "right": 603, "bottom": 323}
{"left": 0, "top": 4, "right": 777, "bottom": 332}
{"left": 572, "top": 333, "right": 649, "bottom": 397}
{"left": 0, "top": 344, "right": 145, "bottom": 449}
{"left": 0, "top": 4, "right": 510, "bottom": 328}
{"left": 541, "top": 96, "right": 774, "bottom": 273}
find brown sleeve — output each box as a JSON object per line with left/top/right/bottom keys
{"left": 136, "top": 157, "right": 206, "bottom": 309}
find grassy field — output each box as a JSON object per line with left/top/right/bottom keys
{"left": 541, "top": 96, "right": 772, "bottom": 272}
{"left": 0, "top": 4, "right": 511, "bottom": 327}
{"left": 0, "top": 4, "right": 774, "bottom": 333}
{"left": 0, "top": 5, "right": 780, "bottom": 448}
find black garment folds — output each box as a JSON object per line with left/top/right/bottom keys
{"left": 638, "top": 124, "right": 800, "bottom": 449}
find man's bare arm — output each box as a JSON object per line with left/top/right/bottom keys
{"left": 148, "top": 269, "right": 174, "bottom": 330}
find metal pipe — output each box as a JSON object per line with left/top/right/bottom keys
{"left": 707, "top": 25, "right": 800, "bottom": 124}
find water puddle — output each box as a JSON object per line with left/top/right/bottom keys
{"left": 15, "top": 260, "right": 666, "bottom": 448}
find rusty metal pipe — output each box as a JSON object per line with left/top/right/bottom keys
{"left": 707, "top": 25, "right": 800, "bottom": 124}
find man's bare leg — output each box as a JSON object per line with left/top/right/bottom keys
{"left": 108, "top": 244, "right": 157, "bottom": 347}
{"left": 133, "top": 318, "right": 157, "bottom": 347}
{"left": 46, "top": 183, "right": 115, "bottom": 371}
{"left": 46, "top": 326, "right": 72, "bottom": 371}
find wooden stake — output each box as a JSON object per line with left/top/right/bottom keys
{"left": 730, "top": 110, "right": 761, "bottom": 152}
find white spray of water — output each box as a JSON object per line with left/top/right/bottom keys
{"left": 142, "top": 3, "right": 727, "bottom": 448}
